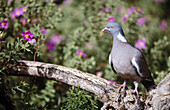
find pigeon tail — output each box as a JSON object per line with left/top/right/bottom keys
{"left": 141, "top": 77, "right": 156, "bottom": 91}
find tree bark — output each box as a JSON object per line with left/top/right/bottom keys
{"left": 6, "top": 60, "right": 170, "bottom": 110}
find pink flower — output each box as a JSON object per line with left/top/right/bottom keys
{"left": 122, "top": 7, "right": 143, "bottom": 22}
{"left": 14, "top": 8, "right": 24, "bottom": 17}
{"left": 20, "top": 17, "right": 27, "bottom": 26}
{"left": 155, "top": 0, "right": 164, "bottom": 2}
{"left": 47, "top": 41, "right": 56, "bottom": 51}
{"left": 10, "top": 6, "right": 27, "bottom": 19}
{"left": 137, "top": 17, "right": 146, "bottom": 26}
{"left": 0, "top": 20, "right": 8, "bottom": 29}
{"left": 63, "top": 0, "right": 71, "bottom": 5}
{"left": 108, "top": 80, "right": 117, "bottom": 84}
{"left": 10, "top": 11, "right": 16, "bottom": 20}
{"left": 32, "top": 18, "right": 38, "bottom": 24}
{"left": 128, "top": 7, "right": 136, "bottom": 15}
{"left": 46, "top": 34, "right": 64, "bottom": 51}
{"left": 28, "top": 39, "right": 36, "bottom": 43}
{"left": 22, "top": 6, "right": 28, "bottom": 13}
{"left": 136, "top": 8, "right": 144, "bottom": 14}
{"left": 40, "top": 27, "right": 48, "bottom": 35}
{"left": 108, "top": 17, "right": 115, "bottom": 22}
{"left": 160, "top": 20, "right": 167, "bottom": 30}
{"left": 122, "top": 14, "right": 129, "bottom": 21}
{"left": 51, "top": 34, "right": 64, "bottom": 45}
{"left": 21, "top": 30, "right": 36, "bottom": 43}
{"left": 108, "top": 7, "right": 112, "bottom": 12}
{"left": 76, "top": 50, "right": 87, "bottom": 57}
{"left": 101, "top": 8, "right": 112, "bottom": 13}
{"left": 135, "top": 39, "right": 146, "bottom": 50}
{"left": 128, "top": 7, "right": 144, "bottom": 15}
{"left": 100, "top": 8, "right": 106, "bottom": 13}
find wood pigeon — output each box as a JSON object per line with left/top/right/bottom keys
{"left": 102, "top": 22, "right": 155, "bottom": 96}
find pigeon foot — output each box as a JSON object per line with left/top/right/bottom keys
{"left": 118, "top": 81, "right": 126, "bottom": 93}
{"left": 117, "top": 81, "right": 127, "bottom": 102}
{"left": 131, "top": 89, "right": 139, "bottom": 97}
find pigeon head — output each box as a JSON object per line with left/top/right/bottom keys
{"left": 102, "top": 22, "right": 122, "bottom": 35}
{"left": 102, "top": 22, "right": 126, "bottom": 42}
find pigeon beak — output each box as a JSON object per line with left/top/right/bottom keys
{"left": 102, "top": 28, "right": 108, "bottom": 32}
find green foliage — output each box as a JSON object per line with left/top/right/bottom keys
{"left": 0, "top": 77, "right": 36, "bottom": 110}
{"left": 10, "top": 81, "right": 35, "bottom": 110}
{"left": 61, "top": 86, "right": 98, "bottom": 110}
{"left": 0, "top": 37, "right": 32, "bottom": 61}
{"left": 0, "top": 0, "right": 170, "bottom": 109}
{"left": 150, "top": 36, "right": 170, "bottom": 71}
{"left": 30, "top": 80, "right": 59, "bottom": 109}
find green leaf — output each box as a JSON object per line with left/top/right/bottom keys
{"left": 16, "top": 87, "right": 26, "bottom": 93}
{"left": 44, "top": 96, "right": 50, "bottom": 102}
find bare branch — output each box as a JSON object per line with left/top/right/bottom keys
{"left": 6, "top": 60, "right": 170, "bottom": 110}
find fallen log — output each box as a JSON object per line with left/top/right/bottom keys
{"left": 6, "top": 60, "right": 170, "bottom": 110}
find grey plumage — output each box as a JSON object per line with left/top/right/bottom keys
{"left": 102, "top": 22, "right": 155, "bottom": 96}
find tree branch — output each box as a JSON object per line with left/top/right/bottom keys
{"left": 6, "top": 60, "right": 170, "bottom": 110}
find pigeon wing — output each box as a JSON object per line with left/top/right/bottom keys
{"left": 109, "top": 54, "right": 117, "bottom": 74}
{"left": 131, "top": 52, "right": 151, "bottom": 78}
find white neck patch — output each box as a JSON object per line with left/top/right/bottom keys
{"left": 117, "top": 33, "right": 127, "bottom": 42}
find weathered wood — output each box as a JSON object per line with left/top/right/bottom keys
{"left": 146, "top": 73, "right": 170, "bottom": 110}
{"left": 6, "top": 60, "right": 170, "bottom": 110}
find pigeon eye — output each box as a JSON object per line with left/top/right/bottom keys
{"left": 111, "top": 26, "right": 113, "bottom": 28}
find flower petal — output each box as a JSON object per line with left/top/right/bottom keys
{"left": 21, "top": 32, "right": 25, "bottom": 36}
{"left": 108, "top": 80, "right": 117, "bottom": 84}
{"left": 28, "top": 39, "right": 36, "bottom": 43}
{"left": 26, "top": 30, "right": 31, "bottom": 34}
